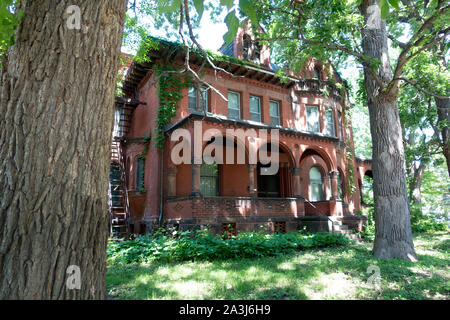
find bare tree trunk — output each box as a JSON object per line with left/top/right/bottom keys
{"left": 360, "top": 0, "right": 417, "bottom": 261}
{"left": 0, "top": 0, "right": 127, "bottom": 299}
{"left": 435, "top": 96, "right": 450, "bottom": 176}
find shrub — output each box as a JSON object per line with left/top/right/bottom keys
{"left": 107, "top": 229, "right": 351, "bottom": 264}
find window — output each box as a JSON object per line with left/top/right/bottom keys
{"left": 309, "top": 167, "right": 324, "bottom": 201}
{"left": 200, "top": 163, "right": 219, "bottom": 197}
{"left": 337, "top": 171, "right": 344, "bottom": 200}
{"left": 228, "top": 91, "right": 241, "bottom": 120}
{"left": 249, "top": 95, "right": 261, "bottom": 122}
{"left": 136, "top": 157, "right": 145, "bottom": 190}
{"left": 188, "top": 86, "right": 208, "bottom": 111}
{"left": 338, "top": 111, "right": 343, "bottom": 140}
{"left": 243, "top": 34, "right": 251, "bottom": 60}
{"left": 270, "top": 100, "right": 281, "bottom": 126}
{"left": 306, "top": 105, "right": 320, "bottom": 133}
{"left": 325, "top": 108, "right": 336, "bottom": 136}
{"left": 188, "top": 87, "right": 197, "bottom": 110}
{"left": 313, "top": 67, "right": 321, "bottom": 80}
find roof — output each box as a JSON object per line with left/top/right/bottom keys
{"left": 121, "top": 36, "right": 347, "bottom": 104}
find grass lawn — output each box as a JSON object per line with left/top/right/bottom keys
{"left": 107, "top": 232, "right": 449, "bottom": 300}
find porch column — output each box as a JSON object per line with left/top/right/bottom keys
{"left": 247, "top": 164, "right": 257, "bottom": 197}
{"left": 329, "top": 170, "right": 339, "bottom": 200}
{"left": 291, "top": 168, "right": 303, "bottom": 199}
{"left": 190, "top": 162, "right": 202, "bottom": 198}
{"left": 167, "top": 167, "right": 177, "bottom": 199}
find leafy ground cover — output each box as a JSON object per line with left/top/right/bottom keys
{"left": 107, "top": 232, "right": 449, "bottom": 300}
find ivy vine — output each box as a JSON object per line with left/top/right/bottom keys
{"left": 343, "top": 113, "right": 356, "bottom": 196}
{"left": 154, "top": 63, "right": 192, "bottom": 151}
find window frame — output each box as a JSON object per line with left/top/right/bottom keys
{"left": 306, "top": 105, "right": 321, "bottom": 133}
{"left": 135, "top": 156, "right": 145, "bottom": 190}
{"left": 227, "top": 90, "right": 241, "bottom": 120}
{"left": 325, "top": 107, "right": 336, "bottom": 137}
{"left": 269, "top": 100, "right": 281, "bottom": 126}
{"left": 309, "top": 166, "right": 325, "bottom": 202}
{"left": 200, "top": 163, "right": 220, "bottom": 197}
{"left": 249, "top": 95, "right": 262, "bottom": 123}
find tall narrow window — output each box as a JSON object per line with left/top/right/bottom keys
{"left": 200, "top": 163, "right": 219, "bottom": 197}
{"left": 228, "top": 91, "right": 241, "bottom": 120}
{"left": 243, "top": 34, "right": 251, "bottom": 60}
{"left": 306, "top": 105, "right": 320, "bottom": 133}
{"left": 325, "top": 108, "right": 336, "bottom": 136}
{"left": 200, "top": 86, "right": 208, "bottom": 111}
{"left": 188, "top": 86, "right": 197, "bottom": 110}
{"left": 270, "top": 100, "right": 281, "bottom": 126}
{"left": 136, "top": 157, "right": 145, "bottom": 190}
{"left": 338, "top": 111, "right": 344, "bottom": 140}
{"left": 337, "top": 171, "right": 344, "bottom": 200}
{"left": 309, "top": 167, "right": 324, "bottom": 201}
{"left": 249, "top": 96, "right": 261, "bottom": 122}
{"left": 188, "top": 86, "right": 208, "bottom": 111}
{"left": 313, "top": 67, "right": 321, "bottom": 80}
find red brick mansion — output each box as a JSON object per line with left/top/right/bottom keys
{"left": 109, "top": 25, "right": 372, "bottom": 238}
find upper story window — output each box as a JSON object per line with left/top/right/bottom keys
{"left": 228, "top": 91, "right": 241, "bottom": 120}
{"left": 309, "top": 166, "right": 325, "bottom": 201}
{"left": 270, "top": 100, "right": 281, "bottom": 126}
{"left": 242, "top": 34, "right": 261, "bottom": 63}
{"left": 249, "top": 95, "right": 261, "bottom": 122}
{"left": 325, "top": 108, "right": 336, "bottom": 136}
{"left": 243, "top": 34, "right": 251, "bottom": 60}
{"left": 136, "top": 157, "right": 145, "bottom": 190}
{"left": 306, "top": 105, "right": 320, "bottom": 133}
{"left": 338, "top": 111, "right": 344, "bottom": 140}
{"left": 313, "top": 67, "right": 321, "bottom": 80}
{"left": 188, "top": 86, "right": 208, "bottom": 111}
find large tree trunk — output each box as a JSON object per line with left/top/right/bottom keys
{"left": 360, "top": 0, "right": 417, "bottom": 261}
{"left": 0, "top": 0, "right": 127, "bottom": 299}
{"left": 435, "top": 96, "right": 450, "bottom": 176}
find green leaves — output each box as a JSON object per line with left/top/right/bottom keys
{"left": 220, "top": 0, "right": 234, "bottom": 9}
{"left": 193, "top": 0, "right": 204, "bottom": 19}
{"left": 378, "top": 0, "right": 401, "bottom": 19}
{"left": 158, "top": 0, "right": 181, "bottom": 14}
{"left": 239, "top": 0, "right": 258, "bottom": 27}
{"left": 223, "top": 0, "right": 259, "bottom": 45}
{"left": 378, "top": 0, "right": 390, "bottom": 19}
{"left": 223, "top": 9, "right": 239, "bottom": 45}
{"left": 0, "top": 0, "right": 22, "bottom": 51}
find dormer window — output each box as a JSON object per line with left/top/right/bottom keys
{"left": 242, "top": 34, "right": 261, "bottom": 63}
{"left": 313, "top": 67, "right": 321, "bottom": 80}
{"left": 243, "top": 34, "right": 251, "bottom": 60}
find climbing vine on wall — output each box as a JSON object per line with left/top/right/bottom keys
{"left": 154, "top": 63, "right": 192, "bottom": 151}
{"left": 343, "top": 113, "right": 356, "bottom": 196}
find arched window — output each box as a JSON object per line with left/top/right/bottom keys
{"left": 309, "top": 167, "right": 324, "bottom": 201}
{"left": 243, "top": 34, "right": 251, "bottom": 60}
{"left": 313, "top": 67, "right": 321, "bottom": 80}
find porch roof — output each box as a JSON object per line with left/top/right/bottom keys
{"left": 164, "top": 111, "right": 340, "bottom": 144}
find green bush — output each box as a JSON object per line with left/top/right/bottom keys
{"left": 412, "top": 219, "right": 448, "bottom": 233}
{"left": 357, "top": 205, "right": 448, "bottom": 239}
{"left": 107, "top": 228, "right": 351, "bottom": 264}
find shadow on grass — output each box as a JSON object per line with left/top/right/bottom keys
{"left": 107, "top": 234, "right": 449, "bottom": 300}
